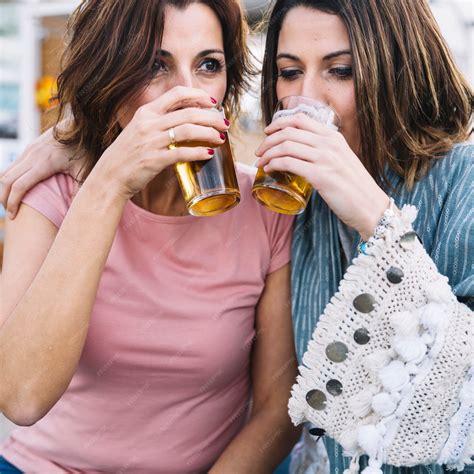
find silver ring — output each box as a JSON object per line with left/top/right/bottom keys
{"left": 168, "top": 127, "right": 176, "bottom": 148}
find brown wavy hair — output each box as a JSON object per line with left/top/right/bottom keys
{"left": 54, "top": 0, "right": 254, "bottom": 181}
{"left": 261, "top": 0, "right": 473, "bottom": 189}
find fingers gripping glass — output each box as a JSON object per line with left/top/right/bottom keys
{"left": 169, "top": 105, "right": 240, "bottom": 217}
{"left": 252, "top": 96, "right": 339, "bottom": 215}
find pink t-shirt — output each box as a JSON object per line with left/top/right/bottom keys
{"left": 1, "top": 163, "right": 294, "bottom": 473}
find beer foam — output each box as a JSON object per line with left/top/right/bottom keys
{"left": 273, "top": 103, "right": 338, "bottom": 130}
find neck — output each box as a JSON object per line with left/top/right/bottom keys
{"left": 132, "top": 166, "right": 188, "bottom": 216}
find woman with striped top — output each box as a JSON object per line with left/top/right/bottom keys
{"left": 255, "top": 0, "right": 472, "bottom": 472}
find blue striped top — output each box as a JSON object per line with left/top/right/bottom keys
{"left": 291, "top": 143, "right": 473, "bottom": 473}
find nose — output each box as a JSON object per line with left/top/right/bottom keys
{"left": 300, "top": 73, "right": 328, "bottom": 105}
{"left": 172, "top": 68, "right": 195, "bottom": 89}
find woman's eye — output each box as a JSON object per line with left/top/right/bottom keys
{"left": 198, "top": 59, "right": 224, "bottom": 73}
{"left": 152, "top": 59, "right": 167, "bottom": 75}
{"left": 277, "top": 69, "right": 302, "bottom": 81}
{"left": 329, "top": 67, "right": 353, "bottom": 80}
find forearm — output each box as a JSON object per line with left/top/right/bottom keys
{"left": 209, "top": 404, "right": 301, "bottom": 474}
{"left": 0, "top": 173, "right": 126, "bottom": 424}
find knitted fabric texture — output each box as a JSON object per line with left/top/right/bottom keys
{"left": 288, "top": 206, "right": 473, "bottom": 472}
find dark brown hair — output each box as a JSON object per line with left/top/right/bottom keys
{"left": 261, "top": 0, "right": 473, "bottom": 188}
{"left": 54, "top": 0, "right": 254, "bottom": 181}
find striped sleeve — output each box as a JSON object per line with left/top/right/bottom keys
{"left": 431, "top": 146, "right": 474, "bottom": 309}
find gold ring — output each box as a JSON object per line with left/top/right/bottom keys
{"left": 168, "top": 128, "right": 176, "bottom": 149}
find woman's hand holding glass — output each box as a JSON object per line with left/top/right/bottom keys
{"left": 255, "top": 112, "right": 390, "bottom": 240}
{"left": 0, "top": 86, "right": 230, "bottom": 216}
{"left": 92, "top": 86, "right": 229, "bottom": 201}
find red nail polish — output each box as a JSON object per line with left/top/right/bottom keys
{"left": 210, "top": 97, "right": 217, "bottom": 104}
{"left": 220, "top": 133, "right": 226, "bottom": 140}
{"left": 224, "top": 119, "right": 230, "bottom": 126}
{"left": 207, "top": 148, "right": 215, "bottom": 155}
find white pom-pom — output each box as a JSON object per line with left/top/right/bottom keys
{"left": 391, "top": 392, "right": 401, "bottom": 403}
{"left": 392, "top": 336, "right": 427, "bottom": 363}
{"left": 419, "top": 302, "right": 446, "bottom": 332}
{"left": 400, "top": 205, "right": 418, "bottom": 225}
{"left": 357, "top": 424, "right": 382, "bottom": 458}
{"left": 364, "top": 349, "right": 392, "bottom": 373}
{"left": 405, "top": 363, "right": 419, "bottom": 375}
{"left": 421, "top": 332, "right": 435, "bottom": 345}
{"left": 371, "top": 392, "right": 397, "bottom": 417}
{"left": 378, "top": 360, "right": 410, "bottom": 392}
{"left": 361, "top": 466, "right": 383, "bottom": 474}
{"left": 348, "top": 386, "right": 378, "bottom": 418}
{"left": 425, "top": 278, "right": 452, "bottom": 304}
{"left": 339, "top": 429, "right": 359, "bottom": 453}
{"left": 362, "top": 459, "right": 384, "bottom": 474}
{"left": 390, "top": 311, "right": 419, "bottom": 337}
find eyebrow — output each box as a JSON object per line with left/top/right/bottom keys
{"left": 322, "top": 49, "right": 351, "bottom": 60}
{"left": 276, "top": 53, "right": 300, "bottom": 62}
{"left": 197, "top": 49, "right": 225, "bottom": 58}
{"left": 276, "top": 49, "right": 351, "bottom": 62}
{"left": 157, "top": 48, "right": 225, "bottom": 59}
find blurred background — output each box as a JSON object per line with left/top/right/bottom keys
{"left": 0, "top": 0, "right": 473, "bottom": 447}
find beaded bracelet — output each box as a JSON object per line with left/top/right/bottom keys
{"left": 357, "top": 198, "right": 397, "bottom": 255}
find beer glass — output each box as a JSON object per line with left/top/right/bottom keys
{"left": 252, "top": 96, "right": 338, "bottom": 215}
{"left": 171, "top": 107, "right": 240, "bottom": 217}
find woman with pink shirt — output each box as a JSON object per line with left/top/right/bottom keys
{"left": 0, "top": 1, "right": 300, "bottom": 472}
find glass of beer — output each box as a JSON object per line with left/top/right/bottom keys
{"left": 252, "top": 96, "right": 339, "bottom": 215}
{"left": 171, "top": 106, "right": 240, "bottom": 217}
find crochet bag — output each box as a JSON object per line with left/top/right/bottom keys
{"left": 288, "top": 206, "right": 473, "bottom": 473}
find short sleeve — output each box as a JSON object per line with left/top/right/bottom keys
{"left": 266, "top": 212, "right": 295, "bottom": 274}
{"left": 21, "top": 173, "right": 76, "bottom": 228}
